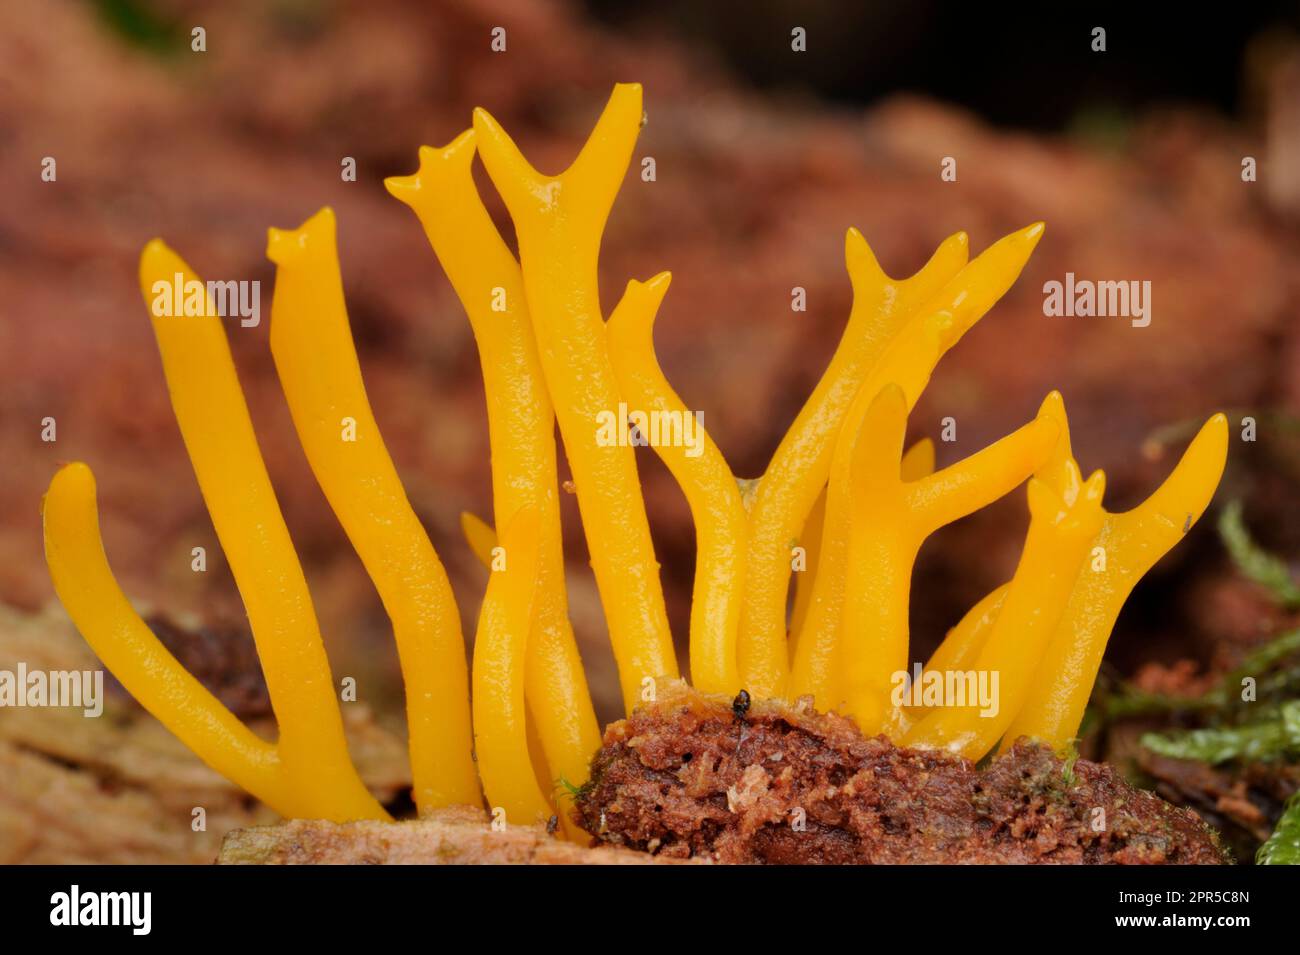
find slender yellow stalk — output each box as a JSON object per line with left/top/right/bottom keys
{"left": 790, "top": 224, "right": 1046, "bottom": 708}
{"left": 473, "top": 85, "right": 678, "bottom": 712}
{"left": 607, "top": 273, "right": 745, "bottom": 695}
{"left": 903, "top": 467, "right": 1106, "bottom": 757}
{"left": 1002, "top": 413, "right": 1229, "bottom": 751}
{"left": 41, "top": 243, "right": 388, "bottom": 822}
{"left": 267, "top": 207, "right": 480, "bottom": 811}
{"left": 387, "top": 131, "right": 601, "bottom": 803}
{"left": 739, "top": 230, "right": 969, "bottom": 697}
{"left": 789, "top": 439, "right": 934, "bottom": 664}
{"left": 460, "top": 511, "right": 498, "bottom": 569}
{"left": 472, "top": 509, "right": 552, "bottom": 824}
{"left": 920, "top": 584, "right": 1008, "bottom": 680}
{"left": 137, "top": 240, "right": 384, "bottom": 820}
{"left": 42, "top": 462, "right": 303, "bottom": 814}
{"left": 834, "top": 385, "right": 1058, "bottom": 731}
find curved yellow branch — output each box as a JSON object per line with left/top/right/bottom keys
{"left": 607, "top": 272, "right": 745, "bottom": 695}
{"left": 474, "top": 85, "right": 679, "bottom": 713}
{"left": 137, "top": 239, "right": 384, "bottom": 821}
{"left": 831, "top": 386, "right": 1058, "bottom": 733}
{"left": 42, "top": 463, "right": 300, "bottom": 813}
{"left": 906, "top": 418, "right": 1062, "bottom": 537}
{"left": 461, "top": 511, "right": 498, "bottom": 569}
{"left": 267, "top": 207, "right": 480, "bottom": 811}
{"left": 472, "top": 509, "right": 552, "bottom": 824}
{"left": 1002, "top": 412, "right": 1229, "bottom": 751}
{"left": 387, "top": 131, "right": 601, "bottom": 804}
{"left": 788, "top": 485, "right": 826, "bottom": 658}
{"left": 925, "top": 585, "right": 1007, "bottom": 676}
{"left": 739, "top": 229, "right": 969, "bottom": 698}
{"left": 904, "top": 467, "right": 1105, "bottom": 758}
{"left": 790, "top": 223, "right": 1046, "bottom": 709}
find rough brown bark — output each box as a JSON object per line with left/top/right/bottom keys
{"left": 218, "top": 807, "right": 687, "bottom": 864}
{"left": 0, "top": 604, "right": 411, "bottom": 864}
{"left": 576, "top": 684, "right": 1231, "bottom": 864}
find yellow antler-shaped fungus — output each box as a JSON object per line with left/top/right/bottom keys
{"left": 900, "top": 394, "right": 1228, "bottom": 756}
{"left": 607, "top": 272, "right": 745, "bottom": 695}
{"left": 44, "top": 243, "right": 386, "bottom": 822}
{"left": 833, "top": 385, "right": 1059, "bottom": 731}
{"left": 266, "top": 206, "right": 479, "bottom": 811}
{"left": 471, "top": 509, "right": 551, "bottom": 824}
{"left": 385, "top": 131, "right": 601, "bottom": 814}
{"left": 1000, "top": 408, "right": 1229, "bottom": 751}
{"left": 789, "top": 224, "right": 1049, "bottom": 711}
{"left": 738, "top": 229, "right": 970, "bottom": 698}
{"left": 472, "top": 84, "right": 678, "bottom": 713}
{"left": 903, "top": 463, "right": 1106, "bottom": 756}
{"left": 42, "top": 83, "right": 1232, "bottom": 829}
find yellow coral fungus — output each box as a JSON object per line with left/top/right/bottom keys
{"left": 607, "top": 272, "right": 745, "bottom": 695}
{"left": 473, "top": 85, "right": 679, "bottom": 714}
{"left": 267, "top": 207, "right": 479, "bottom": 811}
{"left": 385, "top": 131, "right": 600, "bottom": 819}
{"left": 45, "top": 245, "right": 386, "bottom": 823}
{"left": 902, "top": 464, "right": 1107, "bottom": 756}
{"left": 1002, "top": 407, "right": 1229, "bottom": 752}
{"left": 738, "top": 229, "right": 971, "bottom": 697}
{"left": 41, "top": 83, "right": 1229, "bottom": 832}
{"left": 836, "top": 385, "right": 1060, "bottom": 734}
{"left": 471, "top": 509, "right": 551, "bottom": 823}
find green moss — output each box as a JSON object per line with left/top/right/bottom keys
{"left": 555, "top": 774, "right": 595, "bottom": 803}
{"left": 1257, "top": 791, "right": 1300, "bottom": 865}
{"left": 1141, "top": 700, "right": 1300, "bottom": 765}
{"left": 1219, "top": 500, "right": 1300, "bottom": 608}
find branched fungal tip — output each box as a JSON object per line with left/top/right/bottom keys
{"left": 43, "top": 84, "right": 1227, "bottom": 835}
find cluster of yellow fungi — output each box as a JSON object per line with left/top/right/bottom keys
{"left": 41, "top": 84, "right": 1229, "bottom": 837}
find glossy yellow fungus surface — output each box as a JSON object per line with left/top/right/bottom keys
{"left": 42, "top": 84, "right": 1228, "bottom": 828}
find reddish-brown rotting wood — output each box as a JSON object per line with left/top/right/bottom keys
{"left": 576, "top": 683, "right": 1230, "bottom": 864}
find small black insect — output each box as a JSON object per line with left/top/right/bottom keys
{"left": 546, "top": 814, "right": 559, "bottom": 835}
{"left": 732, "top": 688, "right": 752, "bottom": 720}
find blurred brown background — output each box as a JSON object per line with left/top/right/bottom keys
{"left": 2, "top": 0, "right": 1299, "bottom": 744}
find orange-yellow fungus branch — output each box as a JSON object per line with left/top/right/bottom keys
{"left": 42, "top": 463, "right": 300, "bottom": 813}
{"left": 904, "top": 466, "right": 1106, "bottom": 757}
{"left": 1002, "top": 413, "right": 1229, "bottom": 751}
{"left": 474, "top": 86, "right": 679, "bottom": 712}
{"left": 607, "top": 273, "right": 745, "bottom": 695}
{"left": 739, "top": 230, "right": 969, "bottom": 698}
{"left": 900, "top": 438, "right": 939, "bottom": 484}
{"left": 790, "top": 224, "right": 1046, "bottom": 710}
{"left": 472, "top": 510, "right": 552, "bottom": 824}
{"left": 921, "top": 584, "right": 1008, "bottom": 679}
{"left": 38, "top": 77, "right": 1235, "bottom": 829}
{"left": 914, "top": 391, "right": 1072, "bottom": 697}
{"left": 788, "top": 485, "right": 826, "bottom": 658}
{"left": 836, "top": 386, "right": 1058, "bottom": 732}
{"left": 460, "top": 511, "right": 498, "bottom": 569}
{"left": 387, "top": 132, "right": 601, "bottom": 801}
{"left": 789, "top": 439, "right": 934, "bottom": 663}
{"left": 137, "top": 240, "right": 385, "bottom": 822}
{"left": 267, "top": 207, "right": 479, "bottom": 812}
